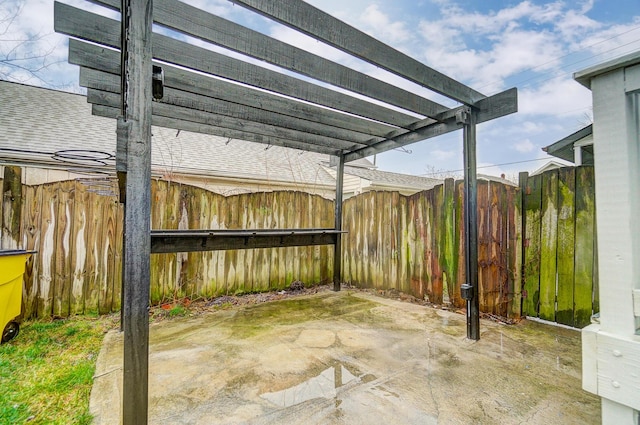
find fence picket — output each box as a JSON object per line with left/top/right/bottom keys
{"left": 574, "top": 166, "right": 596, "bottom": 327}
{"left": 522, "top": 173, "right": 542, "bottom": 317}
{"left": 556, "top": 168, "right": 576, "bottom": 326}
{"left": 539, "top": 170, "right": 559, "bottom": 322}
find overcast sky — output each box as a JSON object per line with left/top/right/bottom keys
{"left": 2, "top": 0, "right": 640, "bottom": 178}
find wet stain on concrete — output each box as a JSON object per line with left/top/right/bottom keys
{"left": 90, "top": 291, "right": 600, "bottom": 425}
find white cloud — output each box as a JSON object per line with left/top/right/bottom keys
{"left": 519, "top": 77, "right": 592, "bottom": 116}
{"left": 432, "top": 149, "right": 456, "bottom": 161}
{"left": 360, "top": 5, "right": 413, "bottom": 44}
{"left": 513, "top": 139, "right": 536, "bottom": 153}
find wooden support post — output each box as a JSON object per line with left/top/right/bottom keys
{"left": 333, "top": 154, "right": 345, "bottom": 291}
{"left": 120, "top": 0, "right": 153, "bottom": 423}
{"left": 462, "top": 109, "right": 480, "bottom": 340}
{"left": 1, "top": 165, "right": 22, "bottom": 250}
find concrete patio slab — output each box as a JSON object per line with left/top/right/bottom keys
{"left": 90, "top": 291, "right": 599, "bottom": 424}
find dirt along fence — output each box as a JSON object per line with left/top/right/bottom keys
{"left": 1, "top": 165, "right": 597, "bottom": 326}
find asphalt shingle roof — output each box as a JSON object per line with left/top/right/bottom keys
{"left": 0, "top": 80, "right": 335, "bottom": 186}
{"left": 343, "top": 165, "right": 441, "bottom": 190}
{"left": 1, "top": 80, "right": 444, "bottom": 192}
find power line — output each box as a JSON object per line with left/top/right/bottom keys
{"left": 513, "top": 38, "right": 640, "bottom": 91}
{"left": 419, "top": 157, "right": 555, "bottom": 176}
{"left": 478, "top": 24, "right": 640, "bottom": 92}
{"left": 479, "top": 26, "right": 640, "bottom": 90}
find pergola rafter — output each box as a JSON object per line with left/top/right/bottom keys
{"left": 53, "top": 0, "right": 517, "bottom": 423}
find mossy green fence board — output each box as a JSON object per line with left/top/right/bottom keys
{"left": 340, "top": 180, "right": 521, "bottom": 317}
{"left": 520, "top": 166, "right": 597, "bottom": 327}
{"left": 574, "top": 166, "right": 596, "bottom": 327}
{"left": 522, "top": 173, "right": 542, "bottom": 317}
{"left": 556, "top": 168, "right": 576, "bottom": 326}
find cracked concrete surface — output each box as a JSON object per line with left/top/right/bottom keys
{"left": 90, "top": 291, "right": 600, "bottom": 424}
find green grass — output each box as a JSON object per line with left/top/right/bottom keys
{"left": 0, "top": 316, "right": 118, "bottom": 425}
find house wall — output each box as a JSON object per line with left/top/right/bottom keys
{"left": 581, "top": 60, "right": 640, "bottom": 423}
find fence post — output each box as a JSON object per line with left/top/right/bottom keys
{"left": 2, "top": 165, "right": 22, "bottom": 250}
{"left": 462, "top": 108, "right": 480, "bottom": 340}
{"left": 333, "top": 154, "right": 345, "bottom": 291}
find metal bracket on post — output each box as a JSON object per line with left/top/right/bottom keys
{"left": 455, "top": 106, "right": 471, "bottom": 125}
{"left": 460, "top": 283, "right": 474, "bottom": 301}
{"left": 152, "top": 65, "right": 164, "bottom": 100}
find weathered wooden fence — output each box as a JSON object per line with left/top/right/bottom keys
{"left": 1, "top": 165, "right": 598, "bottom": 326}
{"left": 1, "top": 177, "right": 334, "bottom": 319}
{"left": 341, "top": 178, "right": 523, "bottom": 318}
{"left": 521, "top": 167, "right": 597, "bottom": 328}
{"left": 342, "top": 167, "right": 597, "bottom": 326}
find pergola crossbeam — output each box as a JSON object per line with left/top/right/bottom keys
{"left": 92, "top": 104, "right": 343, "bottom": 156}
{"left": 228, "top": 0, "right": 487, "bottom": 105}
{"left": 80, "top": 66, "right": 397, "bottom": 138}
{"left": 88, "top": 89, "right": 370, "bottom": 151}
{"left": 87, "top": 0, "right": 450, "bottom": 119}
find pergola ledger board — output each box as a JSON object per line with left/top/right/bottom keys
{"left": 345, "top": 87, "right": 518, "bottom": 162}
{"left": 150, "top": 229, "right": 343, "bottom": 253}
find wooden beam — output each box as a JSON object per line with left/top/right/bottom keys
{"left": 344, "top": 88, "right": 517, "bottom": 162}
{"left": 84, "top": 82, "right": 382, "bottom": 146}
{"left": 87, "top": 89, "right": 368, "bottom": 152}
{"left": 227, "top": 0, "right": 487, "bottom": 105}
{"left": 462, "top": 109, "right": 480, "bottom": 341}
{"left": 92, "top": 105, "right": 342, "bottom": 156}
{"left": 119, "top": 0, "right": 152, "bottom": 423}
{"left": 56, "top": 3, "right": 422, "bottom": 128}
{"left": 80, "top": 64, "right": 398, "bottom": 138}
{"left": 87, "top": 0, "right": 449, "bottom": 119}
{"left": 150, "top": 229, "right": 343, "bottom": 253}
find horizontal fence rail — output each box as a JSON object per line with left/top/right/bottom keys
{"left": 0, "top": 165, "right": 597, "bottom": 326}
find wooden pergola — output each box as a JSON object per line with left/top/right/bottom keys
{"left": 54, "top": 0, "right": 517, "bottom": 423}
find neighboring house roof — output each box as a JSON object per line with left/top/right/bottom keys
{"left": 477, "top": 173, "right": 518, "bottom": 186}
{"left": 542, "top": 124, "right": 593, "bottom": 164}
{"left": 342, "top": 165, "right": 441, "bottom": 191}
{"left": 0, "top": 80, "right": 334, "bottom": 189}
{"left": 530, "top": 160, "right": 569, "bottom": 176}
{"left": 0, "top": 80, "right": 438, "bottom": 196}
